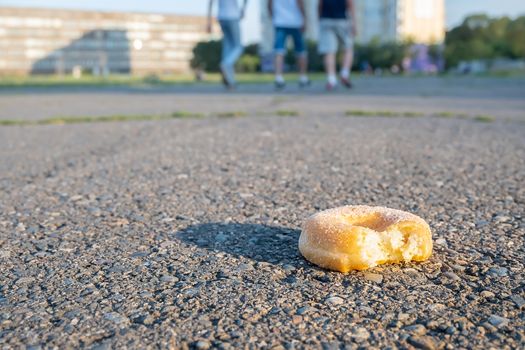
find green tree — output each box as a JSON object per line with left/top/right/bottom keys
{"left": 236, "top": 54, "right": 260, "bottom": 72}
{"left": 191, "top": 41, "right": 261, "bottom": 73}
{"left": 444, "top": 14, "right": 525, "bottom": 68}
{"left": 353, "top": 39, "right": 410, "bottom": 70}
{"left": 190, "top": 40, "right": 222, "bottom": 72}
{"left": 506, "top": 16, "right": 525, "bottom": 58}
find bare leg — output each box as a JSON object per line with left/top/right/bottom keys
{"left": 297, "top": 54, "right": 308, "bottom": 76}
{"left": 275, "top": 54, "right": 284, "bottom": 79}
{"left": 324, "top": 52, "right": 337, "bottom": 87}
{"left": 340, "top": 48, "right": 354, "bottom": 88}
{"left": 341, "top": 48, "right": 354, "bottom": 77}
{"left": 274, "top": 53, "right": 285, "bottom": 88}
{"left": 297, "top": 53, "right": 309, "bottom": 86}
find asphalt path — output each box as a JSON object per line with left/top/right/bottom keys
{"left": 0, "top": 77, "right": 524, "bottom": 349}
{"left": 1, "top": 76, "right": 524, "bottom": 122}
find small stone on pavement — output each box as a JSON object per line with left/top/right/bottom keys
{"left": 325, "top": 296, "right": 344, "bottom": 306}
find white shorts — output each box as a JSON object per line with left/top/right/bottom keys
{"left": 318, "top": 19, "right": 354, "bottom": 54}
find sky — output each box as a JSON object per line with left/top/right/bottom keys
{"left": 2, "top": 0, "right": 525, "bottom": 44}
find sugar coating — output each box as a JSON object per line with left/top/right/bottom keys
{"left": 308, "top": 205, "right": 425, "bottom": 229}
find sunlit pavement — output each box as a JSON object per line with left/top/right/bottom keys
{"left": 1, "top": 76, "right": 524, "bottom": 122}
{"left": 0, "top": 75, "right": 524, "bottom": 349}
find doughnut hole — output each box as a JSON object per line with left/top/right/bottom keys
{"left": 345, "top": 213, "right": 390, "bottom": 232}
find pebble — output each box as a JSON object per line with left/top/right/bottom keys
{"left": 434, "top": 238, "right": 447, "bottom": 246}
{"left": 494, "top": 215, "right": 511, "bottom": 223}
{"left": 405, "top": 324, "right": 427, "bottom": 335}
{"left": 140, "top": 291, "right": 153, "bottom": 298}
{"left": 351, "top": 327, "right": 370, "bottom": 342}
{"left": 291, "top": 315, "right": 303, "bottom": 324}
{"left": 443, "top": 271, "right": 461, "bottom": 281}
{"left": 426, "top": 320, "right": 439, "bottom": 329}
{"left": 194, "top": 340, "right": 211, "bottom": 350}
{"left": 488, "top": 267, "right": 508, "bottom": 277}
{"left": 398, "top": 313, "right": 410, "bottom": 321}
{"left": 325, "top": 296, "right": 344, "bottom": 306}
{"left": 488, "top": 315, "right": 509, "bottom": 328}
{"left": 0, "top": 250, "right": 10, "bottom": 258}
{"left": 407, "top": 335, "right": 436, "bottom": 350}
{"left": 131, "top": 251, "right": 148, "bottom": 258}
{"left": 480, "top": 290, "right": 495, "bottom": 298}
{"left": 482, "top": 322, "right": 497, "bottom": 333}
{"left": 296, "top": 306, "right": 316, "bottom": 315}
{"left": 183, "top": 288, "right": 200, "bottom": 297}
{"left": 450, "top": 264, "right": 465, "bottom": 272}
{"left": 363, "top": 273, "right": 383, "bottom": 283}
{"left": 133, "top": 314, "right": 155, "bottom": 325}
{"left": 475, "top": 220, "right": 489, "bottom": 228}
{"left": 68, "top": 195, "right": 83, "bottom": 202}
{"left": 236, "top": 263, "right": 254, "bottom": 272}
{"left": 160, "top": 275, "right": 177, "bottom": 283}
{"left": 104, "top": 312, "right": 129, "bottom": 325}
{"left": 16, "top": 277, "right": 35, "bottom": 285}
{"left": 510, "top": 295, "right": 525, "bottom": 308}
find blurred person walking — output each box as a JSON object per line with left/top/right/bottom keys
{"left": 268, "top": 0, "right": 310, "bottom": 89}
{"left": 318, "top": 0, "right": 356, "bottom": 90}
{"left": 208, "top": 0, "right": 248, "bottom": 88}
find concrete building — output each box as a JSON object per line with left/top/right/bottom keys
{"left": 355, "top": 0, "right": 445, "bottom": 44}
{"left": 0, "top": 7, "right": 212, "bottom": 76}
{"left": 260, "top": 0, "right": 445, "bottom": 57}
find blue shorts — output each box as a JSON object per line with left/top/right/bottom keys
{"left": 274, "top": 27, "right": 306, "bottom": 55}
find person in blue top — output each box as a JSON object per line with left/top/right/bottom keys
{"left": 318, "top": 0, "right": 356, "bottom": 90}
{"left": 208, "top": 0, "right": 248, "bottom": 89}
{"left": 268, "top": 0, "right": 310, "bottom": 89}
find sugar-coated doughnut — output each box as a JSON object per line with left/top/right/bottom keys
{"left": 299, "top": 206, "right": 433, "bottom": 272}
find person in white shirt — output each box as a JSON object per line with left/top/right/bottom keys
{"left": 208, "top": 0, "right": 248, "bottom": 88}
{"left": 268, "top": 0, "right": 310, "bottom": 89}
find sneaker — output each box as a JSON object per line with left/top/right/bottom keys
{"left": 299, "top": 78, "right": 311, "bottom": 88}
{"left": 275, "top": 80, "right": 286, "bottom": 90}
{"left": 340, "top": 76, "right": 353, "bottom": 89}
{"left": 326, "top": 82, "right": 337, "bottom": 91}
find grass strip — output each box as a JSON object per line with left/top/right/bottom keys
{"left": 0, "top": 111, "right": 205, "bottom": 126}
{"left": 275, "top": 110, "right": 300, "bottom": 117}
{"left": 216, "top": 111, "right": 247, "bottom": 118}
{"left": 434, "top": 111, "right": 469, "bottom": 118}
{"left": 171, "top": 111, "right": 205, "bottom": 118}
{"left": 345, "top": 109, "right": 496, "bottom": 122}
{"left": 474, "top": 115, "right": 495, "bottom": 123}
{"left": 0, "top": 119, "right": 31, "bottom": 126}
{"left": 345, "top": 110, "right": 423, "bottom": 117}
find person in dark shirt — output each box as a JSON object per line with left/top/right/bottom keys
{"left": 318, "top": 0, "right": 356, "bottom": 90}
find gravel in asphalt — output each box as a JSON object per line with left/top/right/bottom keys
{"left": 0, "top": 111, "right": 524, "bottom": 349}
